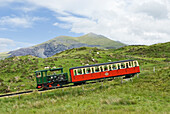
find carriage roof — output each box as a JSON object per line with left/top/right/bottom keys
{"left": 69, "top": 60, "right": 135, "bottom": 70}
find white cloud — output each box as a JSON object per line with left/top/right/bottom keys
{"left": 23, "top": 0, "right": 170, "bottom": 45}
{"left": 1, "top": 0, "right": 170, "bottom": 45}
{"left": 53, "top": 22, "right": 71, "bottom": 29}
{"left": 13, "top": 6, "right": 37, "bottom": 13}
{"left": 0, "top": 16, "right": 47, "bottom": 28}
{"left": 135, "top": 1, "right": 169, "bottom": 19}
{"left": 0, "top": 16, "right": 31, "bottom": 28}
{"left": 0, "top": 38, "right": 34, "bottom": 52}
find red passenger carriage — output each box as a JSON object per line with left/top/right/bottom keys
{"left": 69, "top": 60, "right": 140, "bottom": 83}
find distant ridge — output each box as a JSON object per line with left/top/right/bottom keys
{"left": 8, "top": 33, "right": 126, "bottom": 58}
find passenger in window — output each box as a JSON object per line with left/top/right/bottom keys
{"left": 86, "top": 68, "right": 90, "bottom": 74}
{"left": 104, "top": 66, "right": 108, "bottom": 71}
{"left": 126, "top": 64, "right": 129, "bottom": 68}
{"left": 77, "top": 69, "right": 82, "bottom": 75}
{"left": 83, "top": 69, "right": 86, "bottom": 74}
{"left": 109, "top": 65, "right": 112, "bottom": 71}
{"left": 121, "top": 64, "right": 125, "bottom": 68}
{"left": 113, "top": 65, "right": 116, "bottom": 70}
{"left": 95, "top": 67, "right": 100, "bottom": 72}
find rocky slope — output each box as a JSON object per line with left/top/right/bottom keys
{"left": 8, "top": 33, "right": 126, "bottom": 58}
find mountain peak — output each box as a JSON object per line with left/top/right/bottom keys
{"left": 84, "top": 32, "right": 107, "bottom": 38}
{"left": 8, "top": 34, "right": 126, "bottom": 58}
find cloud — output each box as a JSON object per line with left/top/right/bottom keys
{"left": 0, "top": 38, "right": 34, "bottom": 52}
{"left": 0, "top": 16, "right": 47, "bottom": 28}
{"left": 1, "top": 0, "right": 170, "bottom": 45}
{"left": 53, "top": 22, "right": 71, "bottom": 29}
{"left": 134, "top": 1, "right": 169, "bottom": 19}
{"left": 0, "top": 16, "right": 32, "bottom": 28}
{"left": 23, "top": 0, "right": 170, "bottom": 45}
{"left": 13, "top": 6, "right": 37, "bottom": 13}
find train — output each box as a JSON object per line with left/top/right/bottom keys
{"left": 35, "top": 60, "right": 140, "bottom": 89}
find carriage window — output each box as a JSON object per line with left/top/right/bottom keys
{"left": 74, "top": 70, "right": 77, "bottom": 76}
{"left": 104, "top": 66, "right": 107, "bottom": 71}
{"left": 36, "top": 72, "right": 41, "bottom": 77}
{"left": 112, "top": 64, "right": 117, "bottom": 70}
{"left": 101, "top": 66, "right": 104, "bottom": 72}
{"left": 91, "top": 67, "right": 95, "bottom": 73}
{"left": 129, "top": 62, "right": 132, "bottom": 67}
{"left": 77, "top": 69, "right": 82, "bottom": 75}
{"left": 117, "top": 64, "right": 120, "bottom": 69}
{"left": 82, "top": 69, "right": 86, "bottom": 74}
{"left": 134, "top": 61, "right": 138, "bottom": 67}
{"left": 121, "top": 63, "right": 125, "bottom": 69}
{"left": 134, "top": 62, "right": 136, "bottom": 67}
{"left": 86, "top": 68, "right": 91, "bottom": 74}
{"left": 104, "top": 65, "right": 108, "bottom": 71}
{"left": 133, "top": 61, "right": 136, "bottom": 67}
{"left": 126, "top": 63, "right": 129, "bottom": 68}
{"left": 109, "top": 64, "right": 113, "bottom": 70}
{"left": 95, "top": 66, "right": 100, "bottom": 72}
{"left": 132, "top": 62, "right": 135, "bottom": 67}
{"left": 81, "top": 69, "right": 84, "bottom": 74}
{"left": 136, "top": 61, "right": 139, "bottom": 66}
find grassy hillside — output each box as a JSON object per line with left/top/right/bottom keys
{"left": 114, "top": 42, "right": 170, "bottom": 60}
{"left": 0, "top": 47, "right": 116, "bottom": 93}
{"left": 0, "top": 42, "right": 169, "bottom": 113}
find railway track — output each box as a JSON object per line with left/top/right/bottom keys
{"left": 0, "top": 77, "right": 133, "bottom": 98}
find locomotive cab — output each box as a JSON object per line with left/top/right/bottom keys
{"left": 35, "top": 67, "right": 68, "bottom": 89}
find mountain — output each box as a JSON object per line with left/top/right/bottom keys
{"left": 8, "top": 33, "right": 126, "bottom": 58}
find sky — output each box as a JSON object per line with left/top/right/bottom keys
{"left": 0, "top": 0, "right": 170, "bottom": 52}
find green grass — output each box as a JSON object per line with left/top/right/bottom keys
{"left": 0, "top": 63, "right": 169, "bottom": 113}
{"left": 113, "top": 42, "right": 170, "bottom": 59}
{"left": 0, "top": 42, "right": 169, "bottom": 113}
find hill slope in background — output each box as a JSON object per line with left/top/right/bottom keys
{"left": 114, "top": 42, "right": 170, "bottom": 59}
{"left": 7, "top": 33, "right": 126, "bottom": 58}
{"left": 0, "top": 42, "right": 169, "bottom": 113}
